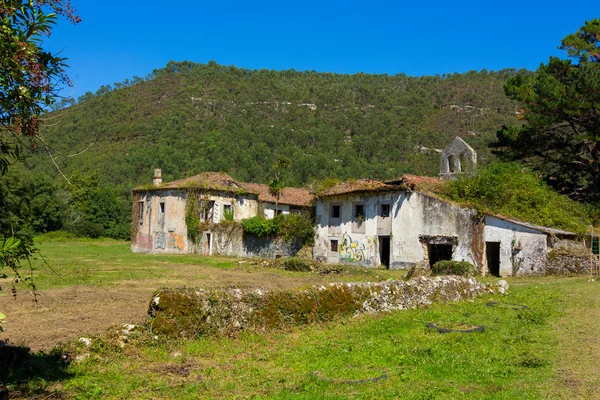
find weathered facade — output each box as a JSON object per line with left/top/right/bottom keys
{"left": 131, "top": 170, "right": 313, "bottom": 257}
{"left": 313, "top": 175, "right": 578, "bottom": 276}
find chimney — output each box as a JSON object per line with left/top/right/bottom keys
{"left": 153, "top": 169, "right": 162, "bottom": 186}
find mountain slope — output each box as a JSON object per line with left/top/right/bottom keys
{"left": 36, "top": 61, "right": 522, "bottom": 188}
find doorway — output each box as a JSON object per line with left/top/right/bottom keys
{"left": 486, "top": 242, "right": 500, "bottom": 276}
{"left": 204, "top": 233, "right": 212, "bottom": 256}
{"left": 379, "top": 236, "right": 390, "bottom": 268}
{"left": 427, "top": 243, "right": 453, "bottom": 267}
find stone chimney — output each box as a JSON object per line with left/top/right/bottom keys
{"left": 153, "top": 169, "right": 162, "bottom": 186}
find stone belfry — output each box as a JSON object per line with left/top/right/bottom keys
{"left": 439, "top": 137, "right": 477, "bottom": 180}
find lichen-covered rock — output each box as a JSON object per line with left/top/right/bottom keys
{"left": 149, "top": 277, "right": 504, "bottom": 339}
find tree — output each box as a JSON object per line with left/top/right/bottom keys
{"left": 0, "top": 0, "right": 80, "bottom": 173}
{"left": 0, "top": 0, "right": 79, "bottom": 297}
{"left": 268, "top": 156, "right": 290, "bottom": 214}
{"left": 496, "top": 19, "right": 600, "bottom": 199}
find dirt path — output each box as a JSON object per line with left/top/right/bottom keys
{"left": 0, "top": 266, "right": 348, "bottom": 351}
{"left": 550, "top": 279, "right": 600, "bottom": 399}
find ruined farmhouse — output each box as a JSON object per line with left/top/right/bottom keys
{"left": 132, "top": 137, "right": 580, "bottom": 276}
{"left": 131, "top": 170, "right": 313, "bottom": 257}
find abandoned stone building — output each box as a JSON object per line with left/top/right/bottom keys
{"left": 131, "top": 137, "right": 581, "bottom": 277}
{"left": 131, "top": 170, "right": 313, "bottom": 257}
{"left": 312, "top": 175, "right": 578, "bottom": 276}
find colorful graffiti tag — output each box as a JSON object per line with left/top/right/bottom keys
{"left": 339, "top": 234, "right": 377, "bottom": 265}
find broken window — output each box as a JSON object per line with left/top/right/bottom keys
{"left": 354, "top": 204, "right": 365, "bottom": 221}
{"left": 330, "top": 239, "right": 339, "bottom": 253}
{"left": 448, "top": 155, "right": 455, "bottom": 173}
{"left": 158, "top": 201, "right": 165, "bottom": 225}
{"left": 201, "top": 201, "right": 215, "bottom": 222}
{"left": 331, "top": 204, "right": 341, "bottom": 219}
{"left": 380, "top": 204, "right": 390, "bottom": 218}
{"left": 223, "top": 204, "right": 233, "bottom": 220}
{"left": 138, "top": 201, "right": 144, "bottom": 224}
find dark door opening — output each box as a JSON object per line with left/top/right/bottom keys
{"left": 427, "top": 244, "right": 453, "bottom": 267}
{"left": 379, "top": 236, "right": 390, "bottom": 268}
{"left": 486, "top": 242, "right": 501, "bottom": 277}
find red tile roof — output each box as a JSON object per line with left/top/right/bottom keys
{"left": 157, "top": 172, "right": 245, "bottom": 192}
{"left": 317, "top": 175, "right": 442, "bottom": 197}
{"left": 384, "top": 174, "right": 443, "bottom": 190}
{"left": 317, "top": 179, "right": 399, "bottom": 196}
{"left": 135, "top": 172, "right": 312, "bottom": 206}
{"left": 239, "top": 182, "right": 313, "bottom": 207}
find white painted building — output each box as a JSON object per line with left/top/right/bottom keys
{"left": 131, "top": 170, "right": 313, "bottom": 256}
{"left": 313, "top": 175, "right": 578, "bottom": 276}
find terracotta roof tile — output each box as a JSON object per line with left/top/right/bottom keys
{"left": 239, "top": 182, "right": 313, "bottom": 207}
{"left": 135, "top": 172, "right": 312, "bottom": 206}
{"left": 317, "top": 179, "right": 399, "bottom": 196}
{"left": 154, "top": 172, "right": 247, "bottom": 192}
{"left": 384, "top": 174, "right": 443, "bottom": 190}
{"left": 318, "top": 175, "right": 442, "bottom": 197}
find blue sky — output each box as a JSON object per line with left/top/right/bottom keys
{"left": 44, "top": 1, "right": 600, "bottom": 100}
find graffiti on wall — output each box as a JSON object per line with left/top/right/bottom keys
{"left": 339, "top": 234, "right": 377, "bottom": 265}
{"left": 154, "top": 232, "right": 167, "bottom": 249}
{"left": 153, "top": 231, "right": 186, "bottom": 251}
{"left": 168, "top": 231, "right": 186, "bottom": 250}
{"left": 136, "top": 232, "right": 153, "bottom": 250}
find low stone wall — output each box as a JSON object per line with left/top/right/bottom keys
{"left": 544, "top": 248, "right": 592, "bottom": 275}
{"left": 149, "top": 276, "right": 505, "bottom": 339}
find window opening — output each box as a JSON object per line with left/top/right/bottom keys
{"left": 354, "top": 204, "right": 365, "bottom": 220}
{"left": 331, "top": 205, "right": 341, "bottom": 219}
{"left": 380, "top": 204, "right": 390, "bottom": 218}
{"left": 201, "top": 201, "right": 215, "bottom": 222}
{"left": 138, "top": 201, "right": 144, "bottom": 224}
{"left": 223, "top": 204, "right": 233, "bottom": 220}
{"left": 158, "top": 201, "right": 165, "bottom": 224}
{"left": 448, "top": 155, "right": 455, "bottom": 173}
{"left": 330, "top": 239, "right": 339, "bottom": 253}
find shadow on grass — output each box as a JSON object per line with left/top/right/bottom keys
{"left": 0, "top": 340, "right": 72, "bottom": 399}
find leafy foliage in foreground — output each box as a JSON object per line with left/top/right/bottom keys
{"left": 442, "top": 163, "right": 593, "bottom": 234}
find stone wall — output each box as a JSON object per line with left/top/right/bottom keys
{"left": 149, "top": 276, "right": 506, "bottom": 339}
{"left": 544, "top": 248, "right": 593, "bottom": 275}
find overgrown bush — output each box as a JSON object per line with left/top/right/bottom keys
{"left": 242, "top": 216, "right": 279, "bottom": 237}
{"left": 282, "top": 257, "right": 312, "bottom": 272}
{"left": 277, "top": 213, "right": 315, "bottom": 246}
{"left": 442, "top": 162, "right": 592, "bottom": 234}
{"left": 431, "top": 260, "right": 478, "bottom": 277}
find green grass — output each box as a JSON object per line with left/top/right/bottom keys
{"left": 3, "top": 240, "right": 599, "bottom": 399}
{"left": 53, "top": 280, "right": 561, "bottom": 399}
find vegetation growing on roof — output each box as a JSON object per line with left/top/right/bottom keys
{"left": 441, "top": 163, "right": 593, "bottom": 234}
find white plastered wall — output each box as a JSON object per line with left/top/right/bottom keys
{"left": 484, "top": 216, "right": 548, "bottom": 276}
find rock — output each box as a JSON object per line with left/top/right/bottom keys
{"left": 295, "top": 245, "right": 313, "bottom": 259}
{"left": 78, "top": 337, "right": 92, "bottom": 347}
{"left": 497, "top": 280, "right": 509, "bottom": 295}
{"left": 121, "top": 324, "right": 137, "bottom": 335}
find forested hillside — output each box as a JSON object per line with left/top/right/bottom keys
{"left": 5, "top": 61, "right": 525, "bottom": 238}
{"left": 39, "top": 61, "right": 521, "bottom": 186}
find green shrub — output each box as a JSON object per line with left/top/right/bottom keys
{"left": 276, "top": 213, "right": 315, "bottom": 246}
{"left": 223, "top": 209, "right": 234, "bottom": 221}
{"left": 443, "top": 162, "right": 591, "bottom": 234}
{"left": 282, "top": 257, "right": 312, "bottom": 272}
{"left": 242, "top": 216, "right": 279, "bottom": 237}
{"left": 431, "top": 260, "right": 477, "bottom": 277}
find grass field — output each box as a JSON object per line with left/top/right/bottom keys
{"left": 1, "top": 239, "right": 599, "bottom": 399}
